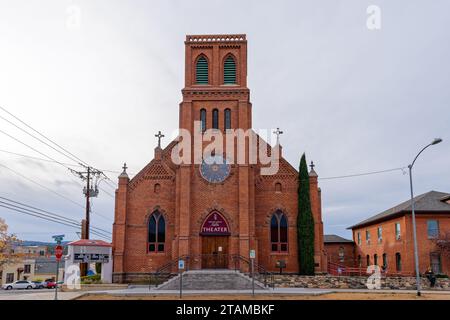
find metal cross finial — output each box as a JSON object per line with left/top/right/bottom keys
{"left": 310, "top": 161, "right": 315, "bottom": 171}
{"left": 155, "top": 131, "right": 165, "bottom": 148}
{"left": 273, "top": 127, "right": 283, "bottom": 145}
{"left": 122, "top": 162, "right": 128, "bottom": 174}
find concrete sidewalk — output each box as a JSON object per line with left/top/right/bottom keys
{"left": 2, "top": 287, "right": 449, "bottom": 300}
{"left": 0, "top": 291, "right": 85, "bottom": 300}
{"left": 71, "top": 286, "right": 450, "bottom": 298}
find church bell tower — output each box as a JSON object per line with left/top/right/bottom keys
{"left": 175, "top": 35, "right": 255, "bottom": 263}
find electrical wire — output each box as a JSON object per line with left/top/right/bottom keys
{"left": 0, "top": 204, "right": 111, "bottom": 241}
{"left": 0, "top": 162, "right": 112, "bottom": 221}
{"left": 0, "top": 196, "right": 111, "bottom": 235}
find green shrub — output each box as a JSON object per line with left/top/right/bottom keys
{"left": 81, "top": 274, "right": 102, "bottom": 284}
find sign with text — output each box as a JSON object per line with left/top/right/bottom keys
{"left": 200, "top": 211, "right": 230, "bottom": 236}
{"left": 178, "top": 259, "right": 185, "bottom": 270}
{"left": 74, "top": 253, "right": 109, "bottom": 263}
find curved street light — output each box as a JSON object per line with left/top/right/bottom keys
{"left": 408, "top": 138, "right": 442, "bottom": 297}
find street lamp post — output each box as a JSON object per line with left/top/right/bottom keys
{"left": 408, "top": 138, "right": 442, "bottom": 297}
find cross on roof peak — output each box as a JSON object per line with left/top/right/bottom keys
{"left": 155, "top": 131, "right": 165, "bottom": 148}
{"left": 273, "top": 127, "right": 283, "bottom": 145}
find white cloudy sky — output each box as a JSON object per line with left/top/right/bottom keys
{"left": 0, "top": 0, "right": 449, "bottom": 242}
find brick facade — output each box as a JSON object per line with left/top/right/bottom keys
{"left": 112, "top": 34, "right": 326, "bottom": 282}
{"left": 352, "top": 214, "right": 450, "bottom": 275}
{"left": 350, "top": 191, "right": 450, "bottom": 276}
{"left": 323, "top": 236, "right": 356, "bottom": 267}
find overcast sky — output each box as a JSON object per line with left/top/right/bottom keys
{"left": 0, "top": 0, "right": 449, "bottom": 242}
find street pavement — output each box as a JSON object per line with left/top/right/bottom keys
{"left": 1, "top": 286, "right": 450, "bottom": 300}
{"left": 0, "top": 288, "right": 83, "bottom": 300}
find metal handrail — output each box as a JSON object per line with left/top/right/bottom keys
{"left": 150, "top": 255, "right": 190, "bottom": 288}
{"left": 149, "top": 254, "right": 275, "bottom": 289}
{"left": 327, "top": 261, "right": 415, "bottom": 277}
{"left": 231, "top": 254, "right": 275, "bottom": 289}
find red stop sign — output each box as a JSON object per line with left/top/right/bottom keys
{"left": 55, "top": 245, "right": 63, "bottom": 261}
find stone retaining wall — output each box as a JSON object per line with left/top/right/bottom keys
{"left": 274, "top": 275, "right": 450, "bottom": 290}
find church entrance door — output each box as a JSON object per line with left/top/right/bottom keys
{"left": 201, "top": 236, "right": 229, "bottom": 269}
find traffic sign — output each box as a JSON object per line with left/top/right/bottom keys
{"left": 178, "top": 259, "right": 185, "bottom": 270}
{"left": 249, "top": 249, "right": 256, "bottom": 259}
{"left": 55, "top": 245, "right": 63, "bottom": 261}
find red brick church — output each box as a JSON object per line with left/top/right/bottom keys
{"left": 112, "top": 34, "right": 326, "bottom": 282}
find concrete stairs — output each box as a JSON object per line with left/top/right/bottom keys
{"left": 156, "top": 270, "right": 267, "bottom": 290}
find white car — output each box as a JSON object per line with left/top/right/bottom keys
{"left": 2, "top": 280, "right": 36, "bottom": 290}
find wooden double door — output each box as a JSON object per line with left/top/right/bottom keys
{"left": 201, "top": 236, "right": 229, "bottom": 269}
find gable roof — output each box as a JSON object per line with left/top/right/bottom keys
{"left": 324, "top": 234, "right": 354, "bottom": 243}
{"left": 348, "top": 190, "right": 450, "bottom": 229}
{"left": 68, "top": 239, "right": 112, "bottom": 247}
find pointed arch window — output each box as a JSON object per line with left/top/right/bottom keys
{"left": 196, "top": 56, "right": 209, "bottom": 84}
{"left": 223, "top": 55, "right": 236, "bottom": 84}
{"left": 270, "top": 210, "right": 288, "bottom": 252}
{"left": 224, "top": 108, "right": 231, "bottom": 130}
{"left": 200, "top": 108, "right": 207, "bottom": 132}
{"left": 212, "top": 108, "right": 219, "bottom": 129}
{"left": 148, "top": 211, "right": 165, "bottom": 252}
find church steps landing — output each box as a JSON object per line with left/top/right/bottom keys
{"left": 156, "top": 270, "right": 267, "bottom": 290}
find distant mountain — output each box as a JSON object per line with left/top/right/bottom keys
{"left": 20, "top": 240, "right": 71, "bottom": 246}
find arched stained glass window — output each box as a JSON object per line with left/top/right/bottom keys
{"left": 223, "top": 55, "right": 236, "bottom": 84}
{"left": 270, "top": 210, "right": 288, "bottom": 252}
{"left": 196, "top": 56, "right": 209, "bottom": 84}
{"left": 148, "top": 211, "right": 165, "bottom": 252}
{"left": 224, "top": 108, "right": 231, "bottom": 130}
{"left": 212, "top": 109, "right": 219, "bottom": 129}
{"left": 200, "top": 108, "right": 207, "bottom": 132}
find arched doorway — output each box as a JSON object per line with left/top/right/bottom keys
{"left": 200, "top": 211, "right": 230, "bottom": 269}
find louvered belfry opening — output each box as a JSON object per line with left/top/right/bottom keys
{"left": 196, "top": 56, "right": 209, "bottom": 84}
{"left": 223, "top": 55, "right": 236, "bottom": 84}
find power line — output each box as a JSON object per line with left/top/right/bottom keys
{"left": 0, "top": 106, "right": 119, "bottom": 199}
{"left": 0, "top": 148, "right": 136, "bottom": 175}
{"left": 0, "top": 106, "right": 89, "bottom": 167}
{"left": 0, "top": 203, "right": 111, "bottom": 241}
{"left": 0, "top": 203, "right": 80, "bottom": 229}
{"left": 0, "top": 196, "right": 111, "bottom": 235}
{"left": 0, "top": 149, "right": 84, "bottom": 168}
{"left": 319, "top": 167, "right": 407, "bottom": 181}
{"left": 0, "top": 114, "right": 82, "bottom": 166}
{"left": 0, "top": 162, "right": 83, "bottom": 208}
{"left": 0, "top": 162, "right": 112, "bottom": 222}
{"left": 0, "top": 128, "right": 78, "bottom": 173}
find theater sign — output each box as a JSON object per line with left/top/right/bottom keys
{"left": 200, "top": 211, "right": 230, "bottom": 236}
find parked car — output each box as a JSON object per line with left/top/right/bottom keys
{"left": 2, "top": 280, "right": 36, "bottom": 290}
{"left": 44, "top": 279, "right": 56, "bottom": 289}
{"left": 32, "top": 281, "right": 47, "bottom": 289}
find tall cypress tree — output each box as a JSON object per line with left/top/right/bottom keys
{"left": 297, "top": 153, "right": 315, "bottom": 275}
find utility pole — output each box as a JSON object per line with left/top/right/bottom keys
{"left": 69, "top": 165, "right": 103, "bottom": 276}
{"left": 85, "top": 166, "right": 91, "bottom": 240}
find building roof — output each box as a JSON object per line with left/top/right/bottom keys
{"left": 68, "top": 239, "right": 112, "bottom": 247}
{"left": 348, "top": 190, "right": 450, "bottom": 229}
{"left": 324, "top": 234, "right": 354, "bottom": 243}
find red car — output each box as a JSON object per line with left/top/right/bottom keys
{"left": 44, "top": 279, "right": 56, "bottom": 289}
